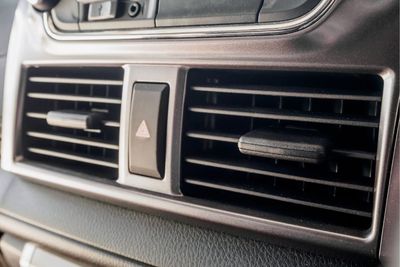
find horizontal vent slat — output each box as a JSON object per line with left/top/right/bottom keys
{"left": 186, "top": 131, "right": 376, "bottom": 160}
{"left": 26, "top": 112, "right": 120, "bottom": 128}
{"left": 185, "top": 156, "right": 373, "bottom": 192}
{"left": 23, "top": 67, "right": 123, "bottom": 180}
{"left": 27, "top": 93, "right": 122, "bottom": 104}
{"left": 191, "top": 85, "right": 382, "bottom": 101}
{"left": 29, "top": 77, "right": 123, "bottom": 86}
{"left": 331, "top": 149, "right": 376, "bottom": 160}
{"left": 102, "top": 121, "right": 120, "bottom": 128}
{"left": 189, "top": 106, "right": 379, "bottom": 128}
{"left": 28, "top": 147, "right": 118, "bottom": 169}
{"left": 187, "top": 131, "right": 239, "bottom": 143}
{"left": 185, "top": 178, "right": 372, "bottom": 218}
{"left": 27, "top": 131, "right": 119, "bottom": 150}
{"left": 26, "top": 112, "right": 47, "bottom": 119}
{"left": 183, "top": 70, "right": 383, "bottom": 230}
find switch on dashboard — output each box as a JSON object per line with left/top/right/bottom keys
{"left": 129, "top": 83, "right": 169, "bottom": 179}
{"left": 88, "top": 0, "right": 117, "bottom": 21}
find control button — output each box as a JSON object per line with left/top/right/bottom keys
{"left": 129, "top": 83, "right": 169, "bottom": 179}
{"left": 88, "top": 0, "right": 117, "bottom": 21}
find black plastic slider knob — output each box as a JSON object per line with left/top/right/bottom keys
{"left": 238, "top": 128, "right": 332, "bottom": 164}
{"left": 27, "top": 0, "right": 60, "bottom": 12}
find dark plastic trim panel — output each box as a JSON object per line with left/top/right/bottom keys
{"left": 0, "top": 215, "right": 147, "bottom": 267}
{"left": 0, "top": 174, "right": 374, "bottom": 267}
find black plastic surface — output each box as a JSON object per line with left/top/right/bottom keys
{"left": 259, "top": 0, "right": 321, "bottom": 22}
{"left": 238, "top": 128, "right": 331, "bottom": 163}
{"left": 129, "top": 83, "right": 169, "bottom": 179}
{"left": 0, "top": 173, "right": 374, "bottom": 267}
{"left": 156, "top": 0, "right": 263, "bottom": 27}
{"left": 0, "top": 216, "right": 147, "bottom": 267}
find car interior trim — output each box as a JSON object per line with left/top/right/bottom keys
{"left": 43, "top": 0, "right": 336, "bottom": 41}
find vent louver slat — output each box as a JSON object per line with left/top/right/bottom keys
{"left": 21, "top": 67, "right": 123, "bottom": 179}
{"left": 188, "top": 106, "right": 379, "bottom": 127}
{"left": 181, "top": 69, "right": 383, "bottom": 232}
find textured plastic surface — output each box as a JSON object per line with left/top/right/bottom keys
{"left": 129, "top": 83, "right": 169, "bottom": 179}
{"left": 238, "top": 128, "right": 331, "bottom": 163}
{"left": 0, "top": 174, "right": 374, "bottom": 267}
{"left": 156, "top": 0, "right": 263, "bottom": 27}
{"left": 0, "top": 217, "right": 146, "bottom": 267}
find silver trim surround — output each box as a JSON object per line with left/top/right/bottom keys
{"left": 43, "top": 0, "right": 336, "bottom": 41}
{"left": 116, "top": 65, "right": 185, "bottom": 194}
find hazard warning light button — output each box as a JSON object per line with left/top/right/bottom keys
{"left": 129, "top": 83, "right": 169, "bottom": 179}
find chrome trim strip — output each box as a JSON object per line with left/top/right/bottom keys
{"left": 27, "top": 93, "right": 122, "bottom": 104}
{"left": 29, "top": 76, "right": 123, "bottom": 85}
{"left": 103, "top": 120, "right": 120, "bottom": 127}
{"left": 26, "top": 112, "right": 47, "bottom": 119}
{"left": 43, "top": 0, "right": 335, "bottom": 41}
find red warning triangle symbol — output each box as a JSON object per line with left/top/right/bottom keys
{"left": 135, "top": 120, "right": 151, "bottom": 138}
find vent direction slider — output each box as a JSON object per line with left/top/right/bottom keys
{"left": 238, "top": 128, "right": 332, "bottom": 164}
{"left": 46, "top": 110, "right": 104, "bottom": 130}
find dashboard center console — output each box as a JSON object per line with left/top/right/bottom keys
{"left": 0, "top": 0, "right": 398, "bottom": 266}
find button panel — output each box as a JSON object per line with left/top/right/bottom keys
{"left": 128, "top": 83, "right": 169, "bottom": 179}
{"left": 88, "top": 0, "right": 117, "bottom": 21}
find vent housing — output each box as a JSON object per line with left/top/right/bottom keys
{"left": 181, "top": 69, "right": 383, "bottom": 232}
{"left": 21, "top": 67, "right": 123, "bottom": 180}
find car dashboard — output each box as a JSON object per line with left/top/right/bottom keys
{"left": 0, "top": 0, "right": 398, "bottom": 266}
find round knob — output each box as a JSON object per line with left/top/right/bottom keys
{"left": 28, "top": 0, "right": 60, "bottom": 12}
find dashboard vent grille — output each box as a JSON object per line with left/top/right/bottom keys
{"left": 181, "top": 69, "right": 383, "bottom": 231}
{"left": 21, "top": 67, "right": 123, "bottom": 180}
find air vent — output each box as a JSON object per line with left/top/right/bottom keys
{"left": 181, "top": 69, "right": 383, "bottom": 232}
{"left": 21, "top": 67, "right": 123, "bottom": 180}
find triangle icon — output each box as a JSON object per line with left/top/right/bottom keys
{"left": 135, "top": 120, "right": 151, "bottom": 139}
